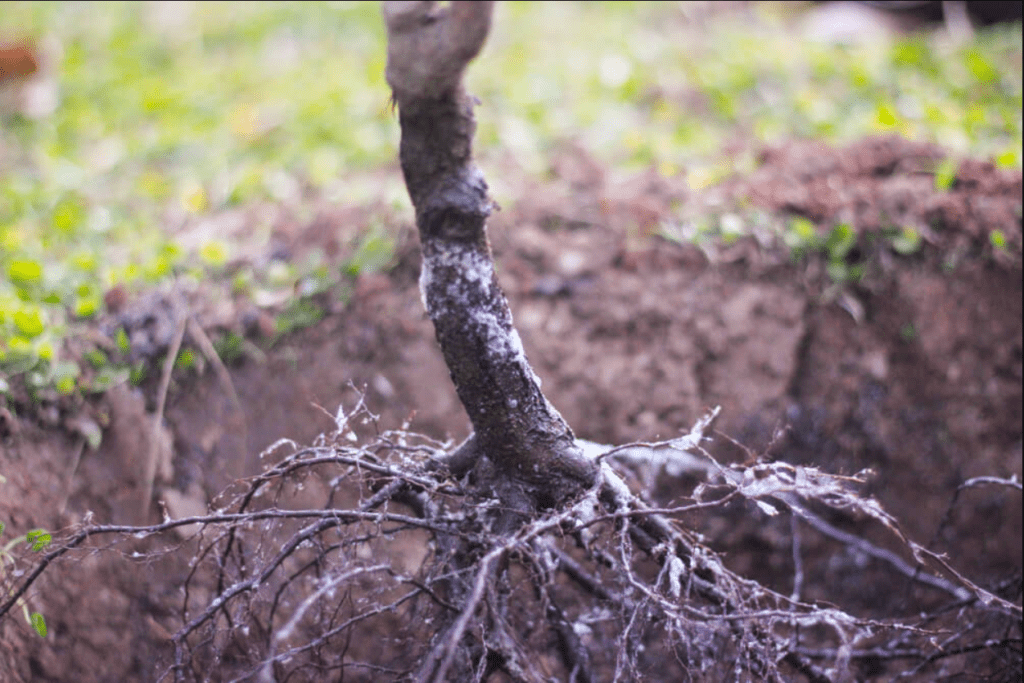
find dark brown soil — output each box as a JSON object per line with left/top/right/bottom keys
{"left": 1, "top": 135, "right": 1021, "bottom": 681}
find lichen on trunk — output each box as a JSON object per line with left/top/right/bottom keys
{"left": 384, "top": 1, "right": 597, "bottom": 511}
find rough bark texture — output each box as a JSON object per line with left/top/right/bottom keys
{"left": 383, "top": 1, "right": 597, "bottom": 511}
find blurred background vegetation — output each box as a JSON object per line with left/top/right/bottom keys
{"left": 0, "top": 1, "right": 1021, "bottom": 396}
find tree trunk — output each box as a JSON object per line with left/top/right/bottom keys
{"left": 383, "top": 1, "right": 597, "bottom": 514}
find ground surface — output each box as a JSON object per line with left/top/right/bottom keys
{"left": 1, "top": 134, "right": 1021, "bottom": 681}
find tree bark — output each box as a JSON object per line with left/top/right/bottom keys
{"left": 383, "top": 1, "right": 597, "bottom": 513}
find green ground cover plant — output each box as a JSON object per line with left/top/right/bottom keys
{"left": 0, "top": 500, "right": 50, "bottom": 639}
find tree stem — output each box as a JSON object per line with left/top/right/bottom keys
{"left": 384, "top": 1, "right": 597, "bottom": 509}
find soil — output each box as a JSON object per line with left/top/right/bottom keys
{"left": 1, "top": 134, "right": 1021, "bottom": 681}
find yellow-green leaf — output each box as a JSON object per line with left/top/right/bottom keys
{"left": 31, "top": 612, "right": 47, "bottom": 638}
{"left": 13, "top": 310, "right": 45, "bottom": 338}
{"left": 8, "top": 261, "right": 42, "bottom": 286}
{"left": 934, "top": 159, "right": 958, "bottom": 192}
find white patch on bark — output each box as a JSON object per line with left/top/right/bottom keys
{"left": 419, "top": 242, "right": 542, "bottom": 382}
{"left": 419, "top": 243, "right": 494, "bottom": 319}
{"left": 600, "top": 463, "right": 634, "bottom": 512}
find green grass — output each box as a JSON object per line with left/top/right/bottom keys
{"left": 0, "top": 1, "right": 1021, "bottom": 396}
{"left": 473, "top": 2, "right": 1022, "bottom": 180}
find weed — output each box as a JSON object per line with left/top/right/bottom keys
{"left": 0, "top": 518, "right": 51, "bottom": 638}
